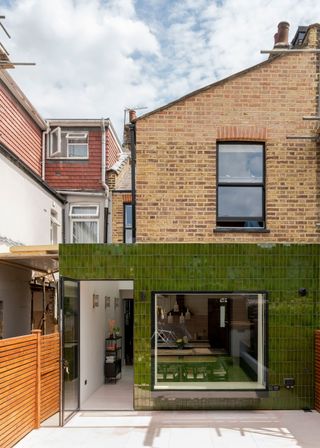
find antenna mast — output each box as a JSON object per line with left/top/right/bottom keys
{"left": 0, "top": 16, "right": 36, "bottom": 68}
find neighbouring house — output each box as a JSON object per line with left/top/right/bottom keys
{"left": 44, "top": 118, "right": 126, "bottom": 244}
{"left": 0, "top": 68, "right": 63, "bottom": 339}
{"left": 58, "top": 21, "right": 320, "bottom": 414}
{"left": 107, "top": 121, "right": 133, "bottom": 243}
{"left": 0, "top": 39, "right": 132, "bottom": 447}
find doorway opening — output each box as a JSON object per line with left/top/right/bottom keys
{"left": 79, "top": 280, "right": 134, "bottom": 411}
{"left": 55, "top": 278, "right": 134, "bottom": 427}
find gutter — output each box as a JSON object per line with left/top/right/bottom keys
{"left": 101, "top": 118, "right": 109, "bottom": 199}
{"left": 42, "top": 124, "right": 50, "bottom": 180}
{"left": 56, "top": 190, "right": 105, "bottom": 197}
{"left": 129, "top": 122, "right": 136, "bottom": 243}
{"left": 101, "top": 118, "right": 110, "bottom": 243}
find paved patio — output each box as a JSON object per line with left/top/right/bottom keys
{"left": 15, "top": 410, "right": 320, "bottom": 448}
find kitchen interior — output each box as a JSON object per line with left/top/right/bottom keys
{"left": 154, "top": 293, "right": 262, "bottom": 389}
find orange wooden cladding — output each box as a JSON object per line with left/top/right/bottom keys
{"left": 315, "top": 331, "right": 320, "bottom": 412}
{"left": 40, "top": 333, "right": 60, "bottom": 423}
{"left": 0, "top": 331, "right": 60, "bottom": 448}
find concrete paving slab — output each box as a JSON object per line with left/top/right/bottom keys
{"left": 15, "top": 410, "right": 320, "bottom": 448}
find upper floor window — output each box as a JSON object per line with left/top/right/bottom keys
{"left": 70, "top": 204, "right": 99, "bottom": 243}
{"left": 48, "top": 128, "right": 89, "bottom": 159}
{"left": 123, "top": 203, "right": 133, "bottom": 243}
{"left": 217, "top": 143, "right": 265, "bottom": 229}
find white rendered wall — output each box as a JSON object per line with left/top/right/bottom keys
{"left": 0, "top": 264, "right": 31, "bottom": 338}
{"left": 80, "top": 280, "right": 124, "bottom": 406}
{"left": 0, "top": 154, "right": 63, "bottom": 252}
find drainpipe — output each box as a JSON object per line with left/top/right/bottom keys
{"left": 101, "top": 118, "right": 110, "bottom": 242}
{"left": 129, "top": 110, "right": 136, "bottom": 243}
{"left": 41, "top": 124, "right": 50, "bottom": 180}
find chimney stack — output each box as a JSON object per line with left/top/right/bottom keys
{"left": 129, "top": 109, "right": 137, "bottom": 123}
{"left": 274, "top": 21, "right": 290, "bottom": 48}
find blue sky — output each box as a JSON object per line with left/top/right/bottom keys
{"left": 1, "top": 0, "right": 320, "bottom": 138}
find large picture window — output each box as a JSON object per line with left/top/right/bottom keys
{"left": 217, "top": 143, "right": 265, "bottom": 228}
{"left": 152, "top": 292, "right": 267, "bottom": 391}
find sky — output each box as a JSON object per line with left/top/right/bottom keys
{"left": 1, "top": 0, "right": 320, "bottom": 139}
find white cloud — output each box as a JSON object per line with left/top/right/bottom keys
{"left": 1, "top": 0, "right": 320, "bottom": 137}
{"left": 1, "top": 0, "right": 159, "bottom": 135}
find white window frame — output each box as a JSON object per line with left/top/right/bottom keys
{"left": 69, "top": 204, "right": 99, "bottom": 218}
{"left": 69, "top": 204, "right": 100, "bottom": 243}
{"left": 71, "top": 219, "right": 99, "bottom": 243}
{"left": 48, "top": 129, "right": 89, "bottom": 159}
{"left": 50, "top": 209, "right": 60, "bottom": 244}
{"left": 49, "top": 127, "right": 61, "bottom": 157}
{"left": 65, "top": 132, "right": 88, "bottom": 140}
{"left": 66, "top": 131, "right": 88, "bottom": 159}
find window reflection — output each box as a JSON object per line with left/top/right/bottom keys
{"left": 217, "top": 143, "right": 265, "bottom": 228}
{"left": 153, "top": 293, "right": 267, "bottom": 390}
{"left": 218, "top": 186, "right": 263, "bottom": 218}
{"left": 218, "top": 144, "right": 263, "bottom": 183}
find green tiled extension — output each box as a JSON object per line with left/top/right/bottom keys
{"left": 59, "top": 243, "right": 320, "bottom": 411}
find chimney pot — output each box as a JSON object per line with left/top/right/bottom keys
{"left": 274, "top": 21, "right": 290, "bottom": 47}
{"left": 129, "top": 110, "right": 137, "bottom": 123}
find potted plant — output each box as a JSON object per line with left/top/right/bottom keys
{"left": 176, "top": 338, "right": 184, "bottom": 349}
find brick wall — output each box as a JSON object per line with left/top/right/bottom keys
{"left": 45, "top": 130, "right": 104, "bottom": 191}
{"left": 0, "top": 81, "right": 42, "bottom": 176}
{"left": 112, "top": 193, "right": 132, "bottom": 243}
{"left": 135, "top": 28, "right": 320, "bottom": 243}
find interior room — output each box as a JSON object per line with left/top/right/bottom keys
{"left": 153, "top": 292, "right": 266, "bottom": 391}
{"left": 79, "top": 280, "right": 134, "bottom": 410}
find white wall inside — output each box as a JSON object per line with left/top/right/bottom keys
{"left": 0, "top": 264, "right": 31, "bottom": 338}
{"left": 0, "top": 154, "right": 63, "bottom": 252}
{"left": 80, "top": 280, "right": 133, "bottom": 407}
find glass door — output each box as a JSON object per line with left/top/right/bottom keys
{"left": 60, "top": 278, "right": 80, "bottom": 425}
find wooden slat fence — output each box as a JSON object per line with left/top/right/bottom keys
{"left": 40, "top": 333, "right": 60, "bottom": 422}
{"left": 0, "top": 330, "right": 60, "bottom": 448}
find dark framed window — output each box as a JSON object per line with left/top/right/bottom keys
{"left": 217, "top": 142, "right": 265, "bottom": 228}
{"left": 123, "top": 203, "right": 133, "bottom": 243}
{"left": 152, "top": 291, "right": 268, "bottom": 391}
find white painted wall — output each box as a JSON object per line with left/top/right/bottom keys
{"left": 80, "top": 280, "right": 126, "bottom": 406}
{"left": 0, "top": 154, "right": 63, "bottom": 252}
{"left": 0, "top": 264, "right": 31, "bottom": 338}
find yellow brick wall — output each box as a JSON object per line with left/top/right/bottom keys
{"left": 112, "top": 193, "right": 132, "bottom": 243}
{"left": 135, "top": 43, "right": 320, "bottom": 243}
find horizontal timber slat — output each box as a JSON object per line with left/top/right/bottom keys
{"left": 0, "top": 332, "right": 61, "bottom": 447}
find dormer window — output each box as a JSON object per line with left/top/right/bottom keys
{"left": 66, "top": 132, "right": 88, "bottom": 158}
{"left": 48, "top": 128, "right": 89, "bottom": 159}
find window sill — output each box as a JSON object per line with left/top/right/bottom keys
{"left": 151, "top": 390, "right": 266, "bottom": 399}
{"left": 214, "top": 228, "right": 270, "bottom": 233}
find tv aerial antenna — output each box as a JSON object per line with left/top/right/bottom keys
{"left": 0, "top": 15, "right": 36, "bottom": 68}
{"left": 123, "top": 106, "right": 147, "bottom": 128}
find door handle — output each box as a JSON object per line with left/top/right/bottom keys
{"left": 63, "top": 359, "right": 70, "bottom": 375}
